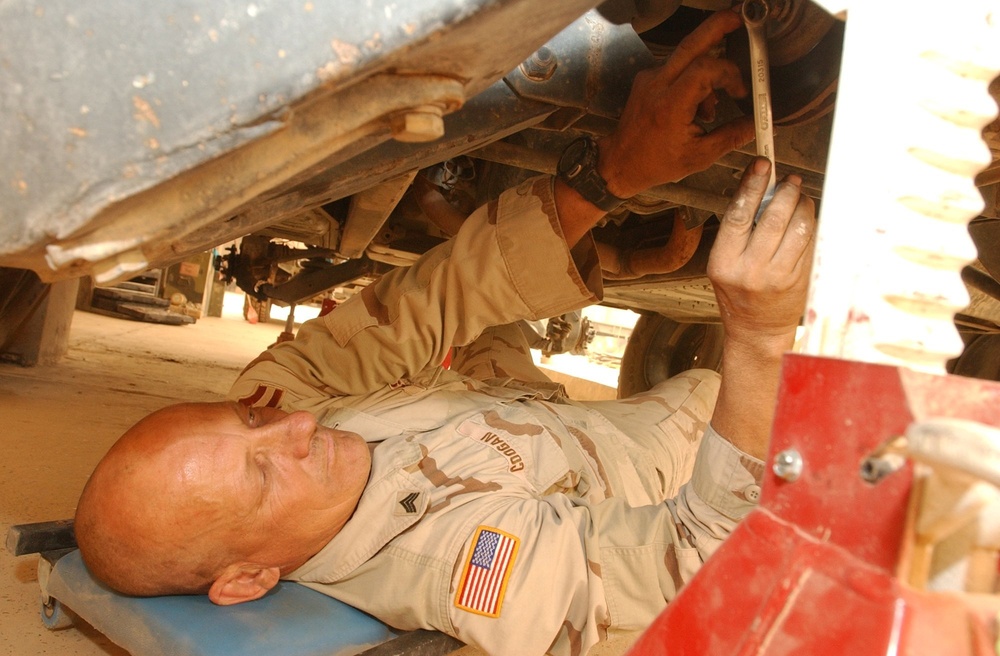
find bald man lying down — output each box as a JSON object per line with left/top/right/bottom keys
{"left": 74, "top": 11, "right": 816, "bottom": 656}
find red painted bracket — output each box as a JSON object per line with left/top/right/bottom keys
{"left": 627, "top": 354, "right": 1000, "bottom": 656}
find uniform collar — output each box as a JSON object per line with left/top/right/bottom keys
{"left": 320, "top": 406, "right": 415, "bottom": 442}
{"left": 288, "top": 437, "right": 427, "bottom": 583}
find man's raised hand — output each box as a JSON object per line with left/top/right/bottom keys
{"left": 708, "top": 157, "right": 816, "bottom": 350}
{"left": 599, "top": 9, "right": 755, "bottom": 199}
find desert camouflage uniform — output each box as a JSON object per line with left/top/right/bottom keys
{"left": 228, "top": 176, "right": 764, "bottom": 656}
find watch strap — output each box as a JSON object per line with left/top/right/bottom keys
{"left": 557, "top": 137, "right": 627, "bottom": 212}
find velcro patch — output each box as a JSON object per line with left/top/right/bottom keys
{"left": 454, "top": 526, "right": 519, "bottom": 618}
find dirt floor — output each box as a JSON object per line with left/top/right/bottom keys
{"left": 0, "top": 297, "right": 618, "bottom": 654}
{"left": 1, "top": 303, "right": 286, "bottom": 654}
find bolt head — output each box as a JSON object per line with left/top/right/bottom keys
{"left": 772, "top": 448, "right": 803, "bottom": 482}
{"left": 391, "top": 107, "right": 444, "bottom": 143}
{"left": 520, "top": 46, "right": 557, "bottom": 82}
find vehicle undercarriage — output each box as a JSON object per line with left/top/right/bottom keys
{"left": 1, "top": 0, "right": 998, "bottom": 390}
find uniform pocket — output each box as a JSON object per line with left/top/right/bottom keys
{"left": 455, "top": 408, "right": 571, "bottom": 494}
{"left": 323, "top": 295, "right": 379, "bottom": 347}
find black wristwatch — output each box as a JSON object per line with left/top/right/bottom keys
{"left": 556, "top": 137, "right": 627, "bottom": 212}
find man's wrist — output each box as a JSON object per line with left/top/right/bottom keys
{"left": 557, "top": 137, "right": 629, "bottom": 212}
{"left": 596, "top": 136, "right": 640, "bottom": 199}
{"left": 723, "top": 327, "right": 796, "bottom": 363}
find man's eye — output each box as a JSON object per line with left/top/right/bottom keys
{"left": 256, "top": 458, "right": 271, "bottom": 493}
{"left": 247, "top": 409, "right": 258, "bottom": 425}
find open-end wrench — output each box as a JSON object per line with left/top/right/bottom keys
{"left": 742, "top": 0, "right": 777, "bottom": 215}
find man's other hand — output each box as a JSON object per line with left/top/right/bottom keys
{"left": 705, "top": 157, "right": 816, "bottom": 460}
{"left": 554, "top": 10, "right": 755, "bottom": 247}
{"left": 708, "top": 157, "right": 816, "bottom": 354}
{"left": 598, "top": 9, "right": 755, "bottom": 199}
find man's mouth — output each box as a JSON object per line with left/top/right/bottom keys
{"left": 319, "top": 428, "right": 335, "bottom": 482}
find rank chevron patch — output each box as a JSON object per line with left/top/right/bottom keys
{"left": 396, "top": 491, "right": 420, "bottom": 514}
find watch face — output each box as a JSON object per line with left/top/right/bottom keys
{"left": 558, "top": 138, "right": 590, "bottom": 178}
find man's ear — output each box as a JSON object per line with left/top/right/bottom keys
{"left": 208, "top": 563, "right": 280, "bottom": 606}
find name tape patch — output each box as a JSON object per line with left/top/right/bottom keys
{"left": 478, "top": 431, "right": 524, "bottom": 472}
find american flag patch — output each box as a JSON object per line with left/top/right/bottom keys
{"left": 454, "top": 526, "right": 519, "bottom": 618}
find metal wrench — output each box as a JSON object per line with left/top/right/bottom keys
{"left": 742, "top": 0, "right": 777, "bottom": 216}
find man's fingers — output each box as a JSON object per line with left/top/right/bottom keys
{"left": 696, "top": 93, "right": 718, "bottom": 123}
{"left": 773, "top": 195, "right": 817, "bottom": 274}
{"left": 693, "top": 116, "right": 755, "bottom": 169}
{"left": 713, "top": 158, "right": 772, "bottom": 260}
{"left": 746, "top": 177, "right": 803, "bottom": 262}
{"left": 662, "top": 9, "right": 743, "bottom": 84}
{"left": 669, "top": 57, "right": 747, "bottom": 122}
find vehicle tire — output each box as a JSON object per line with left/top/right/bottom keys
{"left": 242, "top": 294, "right": 271, "bottom": 324}
{"left": 617, "top": 313, "right": 724, "bottom": 398}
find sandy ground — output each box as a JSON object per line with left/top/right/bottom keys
{"left": 0, "top": 297, "right": 618, "bottom": 654}
{"left": 1, "top": 305, "right": 286, "bottom": 654}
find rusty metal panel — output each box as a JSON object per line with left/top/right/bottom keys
{"left": 0, "top": 0, "right": 600, "bottom": 275}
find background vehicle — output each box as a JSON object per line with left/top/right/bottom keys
{"left": 2, "top": 0, "right": 998, "bottom": 392}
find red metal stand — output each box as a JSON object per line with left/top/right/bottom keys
{"left": 626, "top": 354, "right": 1000, "bottom": 656}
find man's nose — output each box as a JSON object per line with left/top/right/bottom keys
{"left": 262, "top": 410, "right": 316, "bottom": 459}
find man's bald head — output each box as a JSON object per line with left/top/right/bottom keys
{"left": 75, "top": 401, "right": 372, "bottom": 601}
{"left": 75, "top": 404, "right": 242, "bottom": 595}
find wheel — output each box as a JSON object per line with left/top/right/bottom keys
{"left": 242, "top": 293, "right": 271, "bottom": 323}
{"left": 40, "top": 597, "right": 74, "bottom": 630}
{"left": 617, "top": 313, "right": 724, "bottom": 398}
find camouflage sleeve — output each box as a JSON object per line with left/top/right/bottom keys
{"left": 675, "top": 423, "right": 765, "bottom": 560}
{"left": 444, "top": 429, "right": 763, "bottom": 656}
{"left": 449, "top": 323, "right": 554, "bottom": 384}
{"left": 228, "top": 175, "right": 603, "bottom": 404}
{"left": 441, "top": 495, "right": 651, "bottom": 656}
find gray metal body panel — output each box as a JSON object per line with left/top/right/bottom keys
{"left": 0, "top": 0, "right": 602, "bottom": 276}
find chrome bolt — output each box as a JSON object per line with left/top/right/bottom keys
{"left": 773, "top": 448, "right": 803, "bottom": 482}
{"left": 520, "top": 46, "right": 557, "bottom": 82}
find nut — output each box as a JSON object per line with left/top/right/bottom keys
{"left": 520, "top": 46, "right": 557, "bottom": 82}
{"left": 391, "top": 105, "right": 444, "bottom": 143}
{"left": 772, "top": 448, "right": 803, "bottom": 482}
